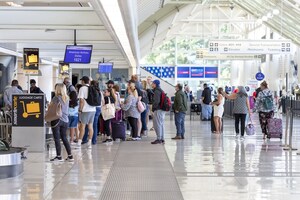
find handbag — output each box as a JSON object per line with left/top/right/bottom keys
{"left": 102, "top": 98, "right": 116, "bottom": 120}
{"left": 45, "top": 101, "right": 62, "bottom": 122}
{"left": 246, "top": 116, "right": 255, "bottom": 136}
{"left": 137, "top": 100, "right": 146, "bottom": 113}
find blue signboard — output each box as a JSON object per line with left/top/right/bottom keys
{"left": 255, "top": 72, "right": 265, "bottom": 81}
{"left": 161, "top": 66, "right": 175, "bottom": 78}
{"left": 205, "top": 67, "right": 218, "bottom": 78}
{"left": 64, "top": 45, "right": 93, "bottom": 64}
{"left": 190, "top": 67, "right": 205, "bottom": 78}
{"left": 98, "top": 62, "right": 113, "bottom": 73}
{"left": 177, "top": 67, "right": 190, "bottom": 78}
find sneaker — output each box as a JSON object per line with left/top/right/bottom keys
{"left": 65, "top": 155, "right": 74, "bottom": 162}
{"left": 150, "top": 127, "right": 155, "bottom": 131}
{"left": 75, "top": 142, "right": 81, "bottom": 148}
{"left": 172, "top": 136, "right": 182, "bottom": 140}
{"left": 103, "top": 139, "right": 113, "bottom": 144}
{"left": 126, "top": 137, "right": 134, "bottom": 141}
{"left": 240, "top": 136, "right": 245, "bottom": 141}
{"left": 161, "top": 140, "right": 165, "bottom": 144}
{"left": 135, "top": 137, "right": 142, "bottom": 141}
{"left": 70, "top": 142, "right": 76, "bottom": 146}
{"left": 50, "top": 156, "right": 63, "bottom": 162}
{"left": 181, "top": 136, "right": 185, "bottom": 139}
{"left": 235, "top": 134, "right": 239, "bottom": 138}
{"left": 87, "top": 141, "right": 92, "bottom": 149}
{"left": 151, "top": 139, "right": 162, "bottom": 144}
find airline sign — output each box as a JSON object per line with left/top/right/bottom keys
{"left": 208, "top": 40, "right": 292, "bottom": 54}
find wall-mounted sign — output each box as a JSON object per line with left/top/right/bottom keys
{"left": 177, "top": 67, "right": 190, "bottom": 78}
{"left": 59, "top": 61, "right": 70, "bottom": 75}
{"left": 12, "top": 94, "right": 45, "bottom": 127}
{"left": 208, "top": 40, "right": 291, "bottom": 54}
{"left": 255, "top": 72, "right": 265, "bottom": 81}
{"left": 23, "top": 48, "right": 39, "bottom": 74}
{"left": 196, "top": 48, "right": 261, "bottom": 60}
{"left": 205, "top": 67, "right": 218, "bottom": 78}
{"left": 190, "top": 67, "right": 204, "bottom": 78}
{"left": 145, "top": 66, "right": 162, "bottom": 78}
{"left": 161, "top": 66, "right": 175, "bottom": 78}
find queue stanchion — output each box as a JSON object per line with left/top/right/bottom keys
{"left": 284, "top": 109, "right": 298, "bottom": 151}
{"left": 281, "top": 107, "right": 290, "bottom": 148}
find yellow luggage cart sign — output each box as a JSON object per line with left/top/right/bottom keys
{"left": 23, "top": 48, "right": 39, "bottom": 74}
{"left": 12, "top": 94, "right": 45, "bottom": 127}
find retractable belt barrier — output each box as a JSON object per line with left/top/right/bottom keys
{"left": 283, "top": 108, "right": 300, "bottom": 151}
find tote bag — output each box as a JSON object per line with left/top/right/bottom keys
{"left": 45, "top": 101, "right": 62, "bottom": 122}
{"left": 137, "top": 100, "right": 146, "bottom": 113}
{"left": 102, "top": 98, "right": 116, "bottom": 120}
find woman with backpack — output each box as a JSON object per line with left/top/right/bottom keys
{"left": 68, "top": 90, "right": 79, "bottom": 145}
{"left": 255, "top": 81, "right": 275, "bottom": 139}
{"left": 223, "top": 86, "right": 251, "bottom": 141}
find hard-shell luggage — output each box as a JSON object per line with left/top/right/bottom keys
{"left": 111, "top": 121, "right": 126, "bottom": 141}
{"left": 267, "top": 117, "right": 282, "bottom": 139}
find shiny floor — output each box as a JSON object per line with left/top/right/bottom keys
{"left": 1, "top": 114, "right": 300, "bottom": 200}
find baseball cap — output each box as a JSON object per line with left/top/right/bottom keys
{"left": 106, "top": 80, "right": 114, "bottom": 85}
{"left": 80, "top": 76, "right": 90, "bottom": 83}
{"left": 153, "top": 80, "right": 160, "bottom": 86}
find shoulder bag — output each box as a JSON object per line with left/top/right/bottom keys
{"left": 102, "top": 98, "right": 116, "bottom": 121}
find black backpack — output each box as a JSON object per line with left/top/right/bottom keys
{"left": 147, "top": 89, "right": 154, "bottom": 104}
{"left": 85, "top": 86, "right": 101, "bottom": 106}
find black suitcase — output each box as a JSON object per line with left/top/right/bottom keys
{"left": 211, "top": 108, "right": 223, "bottom": 133}
{"left": 111, "top": 121, "right": 126, "bottom": 141}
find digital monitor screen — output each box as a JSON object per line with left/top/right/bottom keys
{"left": 98, "top": 62, "right": 113, "bottom": 73}
{"left": 64, "top": 45, "right": 93, "bottom": 64}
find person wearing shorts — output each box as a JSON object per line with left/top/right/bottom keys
{"left": 76, "top": 76, "right": 96, "bottom": 149}
{"left": 68, "top": 90, "right": 79, "bottom": 145}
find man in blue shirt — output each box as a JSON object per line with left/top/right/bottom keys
{"left": 4, "top": 80, "right": 23, "bottom": 110}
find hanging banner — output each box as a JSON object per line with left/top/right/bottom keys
{"left": 208, "top": 40, "right": 292, "bottom": 54}
{"left": 23, "top": 48, "right": 39, "bottom": 74}
{"left": 12, "top": 94, "right": 45, "bottom": 127}
{"left": 196, "top": 49, "right": 261, "bottom": 60}
{"left": 205, "top": 67, "right": 218, "bottom": 78}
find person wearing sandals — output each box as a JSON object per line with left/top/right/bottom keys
{"left": 223, "top": 86, "right": 251, "bottom": 141}
{"left": 211, "top": 87, "right": 225, "bottom": 134}
{"left": 50, "top": 83, "right": 74, "bottom": 162}
{"left": 121, "top": 82, "right": 140, "bottom": 141}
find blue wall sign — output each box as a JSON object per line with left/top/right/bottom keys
{"left": 191, "top": 67, "right": 205, "bottom": 78}
{"left": 177, "top": 67, "right": 190, "bottom": 78}
{"left": 255, "top": 72, "right": 265, "bottom": 81}
{"left": 205, "top": 67, "right": 218, "bottom": 78}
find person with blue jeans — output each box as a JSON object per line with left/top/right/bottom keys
{"left": 172, "top": 83, "right": 188, "bottom": 140}
{"left": 82, "top": 80, "right": 102, "bottom": 145}
{"left": 201, "top": 83, "right": 212, "bottom": 121}
{"left": 151, "top": 80, "right": 166, "bottom": 144}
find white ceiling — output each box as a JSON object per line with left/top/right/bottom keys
{"left": 138, "top": 0, "right": 300, "bottom": 58}
{"left": 0, "top": 0, "right": 139, "bottom": 69}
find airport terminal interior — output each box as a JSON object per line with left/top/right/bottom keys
{"left": 1, "top": 0, "right": 300, "bottom": 199}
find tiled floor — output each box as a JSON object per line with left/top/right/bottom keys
{"left": 1, "top": 113, "right": 300, "bottom": 200}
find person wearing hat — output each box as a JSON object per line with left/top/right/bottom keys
{"left": 151, "top": 80, "right": 166, "bottom": 144}
{"left": 106, "top": 80, "right": 114, "bottom": 89}
{"left": 30, "top": 79, "right": 44, "bottom": 94}
{"left": 254, "top": 81, "right": 275, "bottom": 139}
{"left": 77, "top": 76, "right": 96, "bottom": 148}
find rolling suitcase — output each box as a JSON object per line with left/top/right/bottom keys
{"left": 267, "top": 117, "right": 282, "bottom": 139}
{"left": 111, "top": 121, "right": 126, "bottom": 141}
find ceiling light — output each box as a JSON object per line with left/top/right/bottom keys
{"left": 267, "top": 12, "right": 273, "bottom": 18}
{"left": 6, "top": 2, "right": 22, "bottom": 7}
{"left": 273, "top": 9, "right": 280, "bottom": 15}
{"left": 262, "top": 16, "right": 268, "bottom": 21}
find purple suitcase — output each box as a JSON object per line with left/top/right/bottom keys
{"left": 267, "top": 118, "right": 282, "bottom": 139}
{"left": 111, "top": 121, "right": 126, "bottom": 141}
